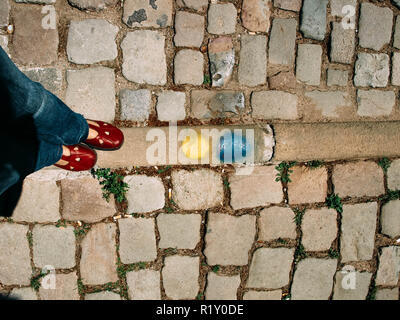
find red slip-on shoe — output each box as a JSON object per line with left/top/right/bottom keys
{"left": 84, "top": 120, "right": 124, "bottom": 151}
{"left": 54, "top": 144, "right": 97, "bottom": 172}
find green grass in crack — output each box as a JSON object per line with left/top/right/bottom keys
{"left": 30, "top": 272, "right": 47, "bottom": 291}
{"left": 306, "top": 160, "right": 324, "bottom": 169}
{"left": 275, "top": 162, "right": 296, "bottom": 183}
{"left": 378, "top": 158, "right": 391, "bottom": 173}
{"left": 328, "top": 248, "right": 340, "bottom": 259}
{"left": 295, "top": 244, "right": 307, "bottom": 262}
{"left": 74, "top": 224, "right": 91, "bottom": 238}
{"left": 203, "top": 74, "right": 211, "bottom": 85}
{"left": 293, "top": 208, "right": 305, "bottom": 226}
{"left": 326, "top": 193, "right": 343, "bottom": 214}
{"left": 91, "top": 168, "right": 129, "bottom": 203}
{"left": 379, "top": 190, "right": 400, "bottom": 204}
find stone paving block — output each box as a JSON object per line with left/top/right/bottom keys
{"left": 238, "top": 34, "right": 267, "bottom": 87}
{"left": 0, "top": 35, "right": 8, "bottom": 54}
{"left": 156, "top": 91, "right": 186, "bottom": 121}
{"left": 332, "top": 161, "right": 385, "bottom": 198}
{"left": 191, "top": 90, "right": 245, "bottom": 119}
{"left": 300, "top": 0, "right": 328, "bottom": 41}
{"left": 80, "top": 223, "right": 118, "bottom": 285}
{"left": 15, "top": 0, "right": 56, "bottom": 3}
{"left": 375, "top": 246, "right": 400, "bottom": 286}
{"left": 23, "top": 68, "right": 62, "bottom": 94}
{"left": 174, "top": 11, "right": 204, "bottom": 48}
{"left": 68, "top": 0, "right": 117, "bottom": 11}
{"left": 176, "top": 0, "right": 208, "bottom": 12}
{"left": 174, "top": 49, "right": 204, "bottom": 85}
{"left": 376, "top": 288, "right": 399, "bottom": 301}
{"left": 126, "top": 269, "right": 161, "bottom": 300}
{"left": 269, "top": 18, "right": 297, "bottom": 66}
{"left": 229, "top": 166, "right": 283, "bottom": 210}
{"left": 354, "top": 53, "right": 389, "bottom": 88}
{"left": 61, "top": 177, "right": 116, "bottom": 223}
{"left": 258, "top": 207, "right": 296, "bottom": 241}
{"left": 65, "top": 67, "right": 116, "bottom": 122}
{"left": 172, "top": 169, "right": 223, "bottom": 210}
{"left": 394, "top": 17, "right": 400, "bottom": 49}
{"left": 119, "top": 89, "right": 151, "bottom": 122}
{"left": 305, "top": 91, "right": 351, "bottom": 118}
{"left": 9, "top": 288, "right": 37, "bottom": 300}
{"left": 123, "top": 0, "right": 173, "bottom": 28}
{"left": 291, "top": 258, "right": 337, "bottom": 300}
{"left": 273, "top": 0, "right": 301, "bottom": 12}
{"left": 12, "top": 6, "right": 59, "bottom": 65}
{"left": 392, "top": 52, "right": 400, "bottom": 86}
{"left": 0, "top": 224, "right": 31, "bottom": 286}
{"left": 357, "top": 90, "right": 395, "bottom": 118}
{"left": 330, "top": 22, "right": 355, "bottom": 65}
{"left": 0, "top": 0, "right": 9, "bottom": 27}
{"left": 205, "top": 273, "right": 240, "bottom": 300}
{"left": 243, "top": 290, "right": 282, "bottom": 300}
{"left": 13, "top": 175, "right": 60, "bottom": 223}
{"left": 67, "top": 19, "right": 119, "bottom": 65}
{"left": 381, "top": 200, "right": 400, "bottom": 238}
{"left": 296, "top": 44, "right": 322, "bottom": 86}
{"left": 358, "top": 3, "right": 393, "bottom": 51}
{"left": 288, "top": 166, "right": 328, "bottom": 204}
{"left": 205, "top": 213, "right": 256, "bottom": 266}
{"left": 252, "top": 91, "right": 298, "bottom": 120}
{"left": 209, "top": 36, "right": 234, "bottom": 87}
{"left": 301, "top": 208, "right": 337, "bottom": 252}
{"left": 247, "top": 248, "right": 294, "bottom": 289}
{"left": 269, "top": 71, "right": 296, "bottom": 90}
{"left": 162, "top": 255, "right": 199, "bottom": 299}
{"left": 327, "top": 69, "right": 348, "bottom": 87}
{"left": 340, "top": 203, "right": 378, "bottom": 263}
{"left": 124, "top": 175, "right": 165, "bottom": 213}
{"left": 119, "top": 218, "right": 157, "bottom": 264}
{"left": 121, "top": 31, "right": 167, "bottom": 85}
{"left": 39, "top": 272, "right": 80, "bottom": 300}
{"left": 330, "top": 0, "right": 357, "bottom": 17}
{"left": 388, "top": 159, "right": 400, "bottom": 190}
{"left": 157, "top": 213, "right": 201, "bottom": 249}
{"left": 242, "top": 0, "right": 271, "bottom": 32}
{"left": 332, "top": 271, "right": 372, "bottom": 300}
{"left": 207, "top": 3, "right": 237, "bottom": 35}
{"left": 32, "top": 225, "right": 76, "bottom": 269}
{"left": 85, "top": 291, "right": 121, "bottom": 300}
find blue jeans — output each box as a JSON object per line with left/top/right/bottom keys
{"left": 0, "top": 46, "right": 89, "bottom": 197}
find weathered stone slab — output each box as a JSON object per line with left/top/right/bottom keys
{"left": 305, "top": 91, "right": 351, "bottom": 118}
{"left": 33, "top": 225, "right": 76, "bottom": 269}
{"left": 80, "top": 223, "right": 118, "bottom": 285}
{"left": 176, "top": 0, "right": 208, "bottom": 12}
{"left": 375, "top": 246, "right": 400, "bottom": 286}
{"left": 394, "top": 16, "right": 400, "bottom": 49}
{"left": 333, "top": 271, "right": 372, "bottom": 300}
{"left": 243, "top": 290, "right": 282, "bottom": 300}
{"left": 126, "top": 269, "right": 161, "bottom": 300}
{"left": 85, "top": 291, "right": 121, "bottom": 300}
{"left": 174, "top": 49, "right": 204, "bottom": 85}
{"left": 392, "top": 52, "right": 400, "bottom": 86}
{"left": 354, "top": 53, "right": 389, "bottom": 88}
{"left": 274, "top": 0, "right": 301, "bottom": 11}
{"left": 327, "top": 69, "right": 348, "bottom": 87}
{"left": 239, "top": 34, "right": 267, "bottom": 87}
{"left": 23, "top": 68, "right": 62, "bottom": 94}
{"left": 207, "top": 3, "right": 237, "bottom": 35}
{"left": 0, "top": 0, "right": 9, "bottom": 27}
{"left": 358, "top": 3, "right": 393, "bottom": 51}
{"left": 123, "top": 0, "right": 173, "bottom": 28}
{"left": 68, "top": 0, "right": 117, "bottom": 11}
{"left": 172, "top": 169, "right": 223, "bottom": 210}
{"left": 330, "top": 0, "right": 357, "bottom": 17}
{"left": 67, "top": 19, "right": 119, "bottom": 64}
{"left": 157, "top": 213, "right": 201, "bottom": 249}
{"left": 229, "top": 166, "right": 283, "bottom": 210}
{"left": 209, "top": 37, "right": 234, "bottom": 87}
{"left": 388, "top": 159, "right": 400, "bottom": 190}
{"left": 269, "top": 18, "right": 297, "bottom": 66}
{"left": 288, "top": 166, "right": 328, "bottom": 204}
{"left": 269, "top": 71, "right": 296, "bottom": 89}
{"left": 174, "top": 11, "right": 204, "bottom": 48}
{"left": 380, "top": 200, "right": 400, "bottom": 238}
{"left": 301, "top": 208, "right": 337, "bottom": 252}
{"left": 258, "top": 207, "right": 296, "bottom": 241}
{"left": 0, "top": 35, "right": 8, "bottom": 54}
{"left": 291, "top": 258, "right": 337, "bottom": 300}
{"left": 242, "top": 0, "right": 271, "bottom": 32}
{"left": 39, "top": 272, "right": 80, "bottom": 300}
{"left": 300, "top": 0, "right": 328, "bottom": 41}
{"left": 0, "top": 224, "right": 31, "bottom": 286}
{"left": 118, "top": 218, "right": 157, "bottom": 264}
{"left": 119, "top": 89, "right": 151, "bottom": 122}
{"left": 162, "top": 255, "right": 199, "bottom": 299}
{"left": 65, "top": 67, "right": 116, "bottom": 122}
{"left": 205, "top": 213, "right": 256, "bottom": 266}
{"left": 252, "top": 91, "right": 298, "bottom": 120}
{"left": 61, "top": 177, "right": 116, "bottom": 223}
{"left": 330, "top": 22, "right": 355, "bottom": 65}
{"left": 9, "top": 288, "right": 37, "bottom": 300}
{"left": 156, "top": 91, "right": 186, "bottom": 122}
{"left": 340, "top": 203, "right": 377, "bottom": 263}
{"left": 296, "top": 44, "right": 322, "bottom": 86}
{"left": 247, "top": 248, "right": 294, "bottom": 289}
{"left": 206, "top": 273, "right": 240, "bottom": 300}
{"left": 375, "top": 288, "right": 399, "bottom": 300}
{"left": 12, "top": 6, "right": 59, "bottom": 65}
{"left": 357, "top": 90, "right": 395, "bottom": 117}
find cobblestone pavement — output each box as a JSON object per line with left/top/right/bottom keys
{"left": 0, "top": 0, "right": 400, "bottom": 300}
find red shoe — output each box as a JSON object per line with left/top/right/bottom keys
{"left": 84, "top": 120, "right": 124, "bottom": 151}
{"left": 54, "top": 144, "right": 97, "bottom": 172}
